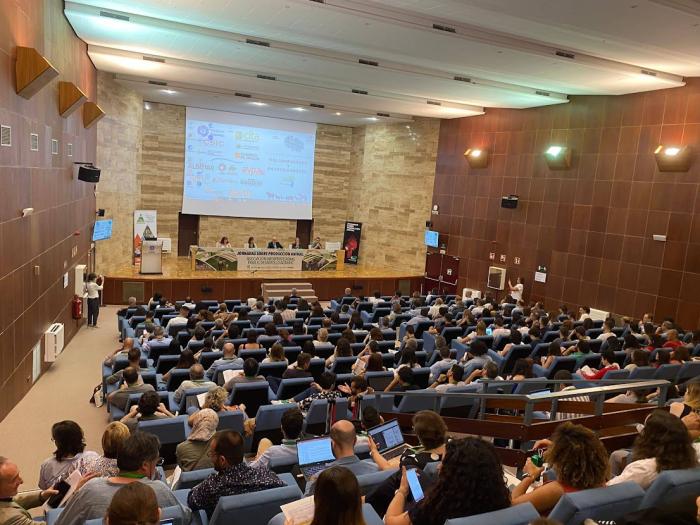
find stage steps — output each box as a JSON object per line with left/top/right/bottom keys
{"left": 262, "top": 282, "right": 318, "bottom": 302}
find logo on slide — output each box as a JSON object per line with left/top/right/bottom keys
{"left": 197, "top": 125, "right": 209, "bottom": 137}
{"left": 284, "top": 136, "right": 304, "bottom": 152}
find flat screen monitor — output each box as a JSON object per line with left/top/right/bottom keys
{"left": 92, "top": 219, "right": 113, "bottom": 241}
{"left": 424, "top": 230, "right": 439, "bottom": 248}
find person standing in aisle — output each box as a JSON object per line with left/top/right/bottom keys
{"left": 85, "top": 273, "right": 104, "bottom": 327}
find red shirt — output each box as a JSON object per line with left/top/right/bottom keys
{"left": 662, "top": 340, "right": 683, "bottom": 349}
{"left": 582, "top": 364, "right": 619, "bottom": 380}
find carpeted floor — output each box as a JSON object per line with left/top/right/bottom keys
{"left": 0, "top": 306, "right": 120, "bottom": 489}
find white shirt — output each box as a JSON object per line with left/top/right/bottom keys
{"left": 510, "top": 284, "right": 523, "bottom": 302}
{"left": 597, "top": 332, "right": 616, "bottom": 341}
{"left": 85, "top": 281, "right": 103, "bottom": 299}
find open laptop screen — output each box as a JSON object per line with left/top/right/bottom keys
{"left": 297, "top": 437, "right": 334, "bottom": 466}
{"left": 368, "top": 419, "right": 405, "bottom": 452}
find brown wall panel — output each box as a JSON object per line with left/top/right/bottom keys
{"left": 0, "top": 0, "right": 97, "bottom": 422}
{"left": 433, "top": 79, "right": 700, "bottom": 328}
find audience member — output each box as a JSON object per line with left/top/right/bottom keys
{"left": 0, "top": 456, "right": 59, "bottom": 525}
{"left": 224, "top": 358, "right": 268, "bottom": 391}
{"left": 177, "top": 409, "right": 219, "bottom": 471}
{"left": 161, "top": 349, "right": 197, "bottom": 383}
{"left": 173, "top": 364, "right": 217, "bottom": 404}
{"left": 39, "top": 420, "right": 98, "bottom": 490}
{"left": 250, "top": 407, "right": 303, "bottom": 469}
{"left": 187, "top": 430, "right": 283, "bottom": 517}
{"left": 385, "top": 367, "right": 420, "bottom": 406}
{"left": 104, "top": 482, "right": 160, "bottom": 525}
{"left": 120, "top": 391, "right": 175, "bottom": 432}
{"left": 55, "top": 432, "right": 190, "bottom": 525}
{"left": 76, "top": 422, "right": 130, "bottom": 478}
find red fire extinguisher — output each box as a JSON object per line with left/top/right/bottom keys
{"left": 72, "top": 294, "right": 83, "bottom": 319}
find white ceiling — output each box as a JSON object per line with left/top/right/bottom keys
{"left": 64, "top": 0, "right": 697, "bottom": 126}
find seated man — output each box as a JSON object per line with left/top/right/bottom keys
{"left": 338, "top": 376, "right": 374, "bottom": 413}
{"left": 187, "top": 430, "right": 283, "bottom": 517}
{"left": 117, "top": 296, "right": 146, "bottom": 318}
{"left": 267, "top": 237, "right": 283, "bottom": 249}
{"left": 0, "top": 457, "right": 59, "bottom": 525}
{"left": 304, "top": 420, "right": 378, "bottom": 495}
{"left": 107, "top": 367, "right": 155, "bottom": 412}
{"left": 430, "top": 364, "right": 465, "bottom": 392}
{"left": 141, "top": 326, "right": 172, "bottom": 357}
{"left": 384, "top": 367, "right": 420, "bottom": 407}
{"left": 173, "top": 364, "right": 217, "bottom": 404}
{"left": 297, "top": 371, "right": 344, "bottom": 412}
{"left": 55, "top": 432, "right": 190, "bottom": 525}
{"left": 224, "top": 358, "right": 268, "bottom": 392}
{"left": 249, "top": 407, "right": 303, "bottom": 469}
{"left": 164, "top": 306, "right": 190, "bottom": 334}
{"left": 283, "top": 352, "right": 313, "bottom": 379}
{"left": 429, "top": 346, "right": 457, "bottom": 383}
{"left": 105, "top": 346, "right": 147, "bottom": 386}
{"left": 206, "top": 343, "right": 244, "bottom": 381}
{"left": 309, "top": 236, "right": 322, "bottom": 249}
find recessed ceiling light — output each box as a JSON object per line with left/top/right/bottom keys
{"left": 334, "top": 112, "right": 342, "bottom": 116}
{"left": 366, "top": 117, "right": 378, "bottom": 121}
{"left": 291, "top": 107, "right": 306, "bottom": 112}
{"left": 250, "top": 101, "right": 267, "bottom": 106}
{"left": 160, "top": 89, "right": 176, "bottom": 94}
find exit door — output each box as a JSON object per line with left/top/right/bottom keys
{"left": 424, "top": 252, "right": 460, "bottom": 295}
{"left": 177, "top": 213, "right": 200, "bottom": 256}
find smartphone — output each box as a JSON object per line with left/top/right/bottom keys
{"left": 46, "top": 480, "right": 71, "bottom": 508}
{"left": 406, "top": 468, "right": 424, "bottom": 502}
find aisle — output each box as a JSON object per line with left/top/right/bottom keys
{"left": 0, "top": 306, "right": 120, "bottom": 489}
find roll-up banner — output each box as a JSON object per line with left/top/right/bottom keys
{"left": 343, "top": 221, "right": 362, "bottom": 264}
{"left": 133, "top": 210, "right": 157, "bottom": 265}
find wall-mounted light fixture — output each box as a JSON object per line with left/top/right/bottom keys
{"left": 464, "top": 148, "right": 489, "bottom": 168}
{"left": 544, "top": 145, "right": 572, "bottom": 169}
{"left": 654, "top": 145, "right": 692, "bottom": 172}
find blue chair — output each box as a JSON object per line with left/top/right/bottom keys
{"left": 259, "top": 361, "right": 288, "bottom": 378}
{"left": 439, "top": 385, "right": 480, "bottom": 417}
{"left": 394, "top": 390, "right": 438, "bottom": 413}
{"left": 549, "top": 482, "right": 645, "bottom": 525}
{"left": 251, "top": 404, "right": 295, "bottom": 449}
{"left": 356, "top": 468, "right": 399, "bottom": 495}
{"left": 652, "top": 364, "right": 683, "bottom": 381}
{"left": 229, "top": 382, "right": 271, "bottom": 417}
{"left": 205, "top": 472, "right": 301, "bottom": 525}
{"left": 365, "top": 371, "right": 394, "bottom": 391}
{"left": 422, "top": 332, "right": 437, "bottom": 354}
{"left": 172, "top": 468, "right": 215, "bottom": 490}
{"left": 628, "top": 366, "right": 656, "bottom": 380}
{"left": 329, "top": 356, "right": 357, "bottom": 374}
{"left": 639, "top": 467, "right": 700, "bottom": 510}
{"left": 444, "top": 502, "right": 539, "bottom": 525}
{"left": 138, "top": 415, "right": 188, "bottom": 464}
{"left": 535, "top": 356, "right": 577, "bottom": 379}
{"left": 268, "top": 504, "right": 382, "bottom": 525}
{"left": 675, "top": 361, "right": 700, "bottom": 384}
{"left": 578, "top": 353, "right": 602, "bottom": 370}
{"left": 239, "top": 349, "right": 267, "bottom": 362}
{"left": 109, "top": 391, "right": 174, "bottom": 420}
{"left": 282, "top": 346, "right": 302, "bottom": 363}
{"left": 411, "top": 367, "right": 431, "bottom": 389}
{"left": 601, "top": 369, "right": 630, "bottom": 381}
{"left": 200, "top": 351, "right": 223, "bottom": 370}
{"left": 498, "top": 345, "right": 532, "bottom": 376}
{"left": 275, "top": 377, "right": 314, "bottom": 400}
{"left": 304, "top": 398, "right": 331, "bottom": 435}
{"left": 213, "top": 410, "right": 245, "bottom": 433}
{"left": 176, "top": 386, "right": 214, "bottom": 413}
{"left": 165, "top": 369, "right": 192, "bottom": 391}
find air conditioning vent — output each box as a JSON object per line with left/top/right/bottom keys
{"left": 67, "top": 143, "right": 73, "bottom": 157}
{"left": 1, "top": 125, "right": 10, "bottom": 147}
{"left": 555, "top": 50, "right": 575, "bottom": 59}
{"left": 352, "top": 89, "right": 368, "bottom": 95}
{"left": 433, "top": 23, "right": 456, "bottom": 33}
{"left": 143, "top": 56, "right": 165, "bottom": 63}
{"left": 235, "top": 92, "right": 252, "bottom": 98}
{"left": 427, "top": 100, "right": 442, "bottom": 106}
{"left": 454, "top": 75, "right": 473, "bottom": 83}
{"left": 358, "top": 59, "right": 379, "bottom": 67}
{"left": 310, "top": 103, "right": 325, "bottom": 108}
{"left": 30, "top": 133, "right": 39, "bottom": 151}
{"left": 99, "top": 10, "right": 129, "bottom": 21}
{"left": 641, "top": 69, "right": 657, "bottom": 77}
{"left": 535, "top": 90, "right": 551, "bottom": 97}
{"left": 148, "top": 80, "right": 167, "bottom": 86}
{"left": 51, "top": 139, "right": 59, "bottom": 155}
{"left": 377, "top": 112, "right": 390, "bottom": 117}
{"left": 246, "top": 38, "right": 270, "bottom": 47}
{"left": 257, "top": 74, "right": 276, "bottom": 81}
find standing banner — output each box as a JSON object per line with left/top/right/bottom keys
{"left": 342, "top": 221, "right": 362, "bottom": 264}
{"left": 133, "top": 210, "right": 158, "bottom": 265}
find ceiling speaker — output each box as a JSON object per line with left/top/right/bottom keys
{"left": 501, "top": 195, "right": 519, "bottom": 209}
{"left": 78, "top": 165, "right": 100, "bottom": 183}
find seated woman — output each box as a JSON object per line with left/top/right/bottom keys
{"left": 325, "top": 337, "right": 352, "bottom": 368}
{"left": 608, "top": 409, "right": 698, "bottom": 489}
{"left": 76, "top": 422, "right": 130, "bottom": 478}
{"left": 540, "top": 341, "right": 561, "bottom": 369}
{"left": 366, "top": 410, "right": 447, "bottom": 516}
{"left": 498, "top": 329, "right": 523, "bottom": 357}
{"left": 507, "top": 358, "right": 534, "bottom": 380}
{"left": 394, "top": 343, "right": 420, "bottom": 372}
{"left": 215, "top": 323, "right": 240, "bottom": 350}
{"left": 314, "top": 327, "right": 330, "bottom": 347}
{"left": 670, "top": 381, "right": 700, "bottom": 440}
{"left": 511, "top": 422, "right": 609, "bottom": 514}
{"left": 625, "top": 349, "right": 650, "bottom": 371}
{"left": 39, "top": 421, "right": 98, "bottom": 490}
{"left": 162, "top": 348, "right": 197, "bottom": 383}
{"left": 457, "top": 320, "right": 485, "bottom": 345}
{"left": 120, "top": 390, "right": 175, "bottom": 432}
{"left": 262, "top": 342, "right": 288, "bottom": 365}
{"left": 384, "top": 437, "right": 510, "bottom": 525}
{"left": 201, "top": 386, "right": 246, "bottom": 414}
{"left": 176, "top": 408, "right": 219, "bottom": 471}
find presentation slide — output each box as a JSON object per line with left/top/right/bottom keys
{"left": 182, "top": 107, "right": 317, "bottom": 220}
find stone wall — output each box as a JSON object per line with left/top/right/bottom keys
{"left": 95, "top": 72, "right": 142, "bottom": 271}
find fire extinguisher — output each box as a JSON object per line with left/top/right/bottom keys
{"left": 72, "top": 294, "right": 83, "bottom": 319}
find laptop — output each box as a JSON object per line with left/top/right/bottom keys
{"left": 368, "top": 419, "right": 412, "bottom": 460}
{"left": 296, "top": 436, "right": 336, "bottom": 481}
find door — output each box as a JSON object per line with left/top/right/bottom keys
{"left": 296, "top": 219, "right": 313, "bottom": 248}
{"left": 177, "top": 213, "right": 200, "bottom": 256}
{"left": 423, "top": 251, "right": 442, "bottom": 295}
{"left": 440, "top": 255, "right": 460, "bottom": 295}
{"left": 423, "top": 252, "right": 460, "bottom": 295}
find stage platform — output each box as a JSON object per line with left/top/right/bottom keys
{"left": 103, "top": 257, "right": 422, "bottom": 304}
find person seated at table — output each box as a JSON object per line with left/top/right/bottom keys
{"left": 246, "top": 236, "right": 257, "bottom": 248}
{"left": 267, "top": 237, "right": 283, "bottom": 249}
{"left": 310, "top": 236, "right": 322, "bottom": 249}
{"left": 217, "top": 236, "right": 231, "bottom": 248}
{"left": 291, "top": 237, "right": 302, "bottom": 249}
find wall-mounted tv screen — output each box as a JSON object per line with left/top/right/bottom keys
{"left": 424, "top": 230, "right": 439, "bottom": 248}
{"left": 92, "top": 219, "right": 113, "bottom": 241}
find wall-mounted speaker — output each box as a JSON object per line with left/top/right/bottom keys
{"left": 78, "top": 165, "right": 100, "bottom": 183}
{"left": 501, "top": 195, "right": 519, "bottom": 209}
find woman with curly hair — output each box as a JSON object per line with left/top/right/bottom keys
{"left": 608, "top": 410, "right": 698, "bottom": 489}
{"left": 511, "top": 422, "right": 609, "bottom": 514}
{"left": 384, "top": 437, "right": 510, "bottom": 525}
